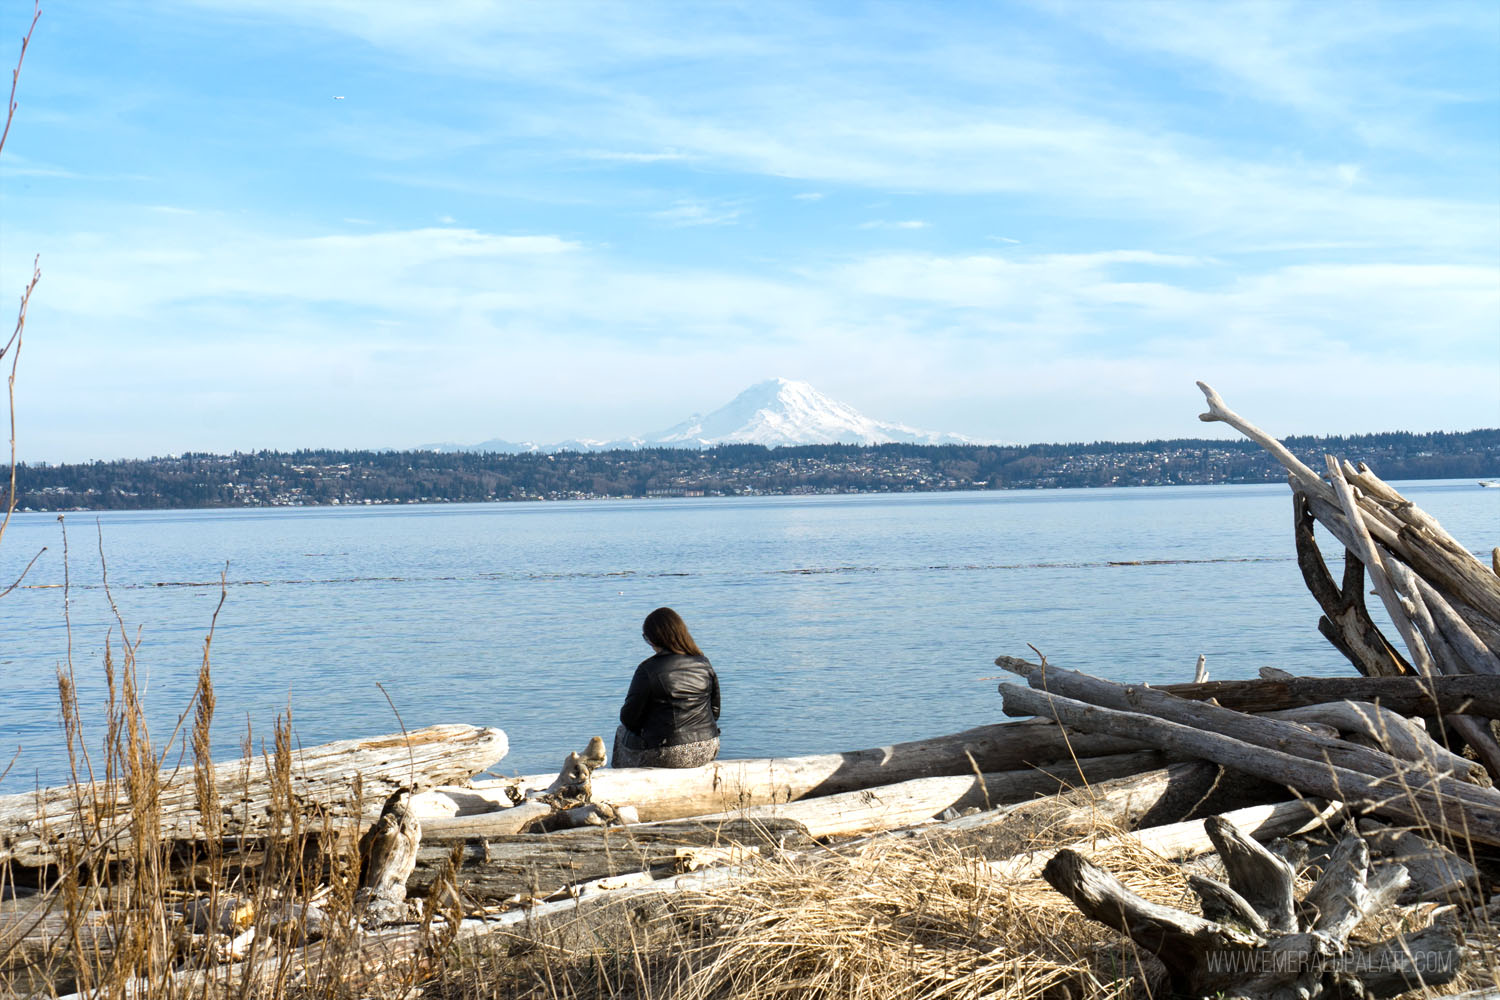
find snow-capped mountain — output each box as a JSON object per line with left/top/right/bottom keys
{"left": 644, "top": 378, "right": 975, "bottom": 447}
{"left": 421, "top": 379, "right": 977, "bottom": 452}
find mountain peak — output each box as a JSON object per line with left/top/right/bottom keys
{"left": 424, "top": 379, "right": 979, "bottom": 453}
{"left": 645, "top": 378, "right": 974, "bottom": 448}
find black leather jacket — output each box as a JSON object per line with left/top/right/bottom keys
{"left": 619, "top": 653, "right": 721, "bottom": 749}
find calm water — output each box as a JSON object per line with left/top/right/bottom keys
{"left": 0, "top": 482, "right": 1494, "bottom": 793}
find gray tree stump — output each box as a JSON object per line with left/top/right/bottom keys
{"left": 356, "top": 787, "right": 421, "bottom": 928}
{"left": 1042, "top": 815, "right": 1463, "bottom": 998}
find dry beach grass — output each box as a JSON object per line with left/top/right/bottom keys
{"left": 5, "top": 623, "right": 1497, "bottom": 1000}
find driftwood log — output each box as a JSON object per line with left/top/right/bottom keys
{"left": 998, "top": 678, "right": 1500, "bottom": 846}
{"left": 408, "top": 818, "right": 809, "bottom": 905}
{"left": 1000, "top": 660, "right": 1495, "bottom": 796}
{"left": 989, "top": 797, "right": 1341, "bottom": 880}
{"left": 1258, "top": 701, "right": 1486, "bottom": 782}
{"left": 412, "top": 760, "right": 1275, "bottom": 905}
{"left": 1293, "top": 491, "right": 1411, "bottom": 677}
{"left": 1044, "top": 816, "right": 1462, "bottom": 998}
{"left": 1356, "top": 819, "right": 1481, "bottom": 905}
{"left": 423, "top": 749, "right": 1182, "bottom": 842}
{"left": 671, "top": 750, "right": 1182, "bottom": 838}
{"left": 0, "top": 724, "right": 508, "bottom": 870}
{"left": 1157, "top": 672, "right": 1500, "bottom": 717}
{"left": 412, "top": 719, "right": 1152, "bottom": 826}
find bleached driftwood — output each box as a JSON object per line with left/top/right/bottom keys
{"left": 998, "top": 682, "right": 1500, "bottom": 846}
{"left": 1302, "top": 490, "right": 1500, "bottom": 654}
{"left": 0, "top": 724, "right": 508, "bottom": 869}
{"left": 1260, "top": 701, "right": 1485, "bottom": 784}
{"left": 34, "top": 785, "right": 1326, "bottom": 999}
{"left": 1386, "top": 560, "right": 1500, "bottom": 777}
{"left": 417, "top": 757, "right": 1210, "bottom": 908}
{"left": 425, "top": 750, "right": 1188, "bottom": 843}
{"left": 1407, "top": 570, "right": 1500, "bottom": 675}
{"left": 408, "top": 817, "right": 809, "bottom": 904}
{"left": 1153, "top": 672, "right": 1500, "bottom": 717}
{"left": 1292, "top": 492, "right": 1411, "bottom": 676}
{"left": 1000, "top": 661, "right": 1495, "bottom": 799}
{"left": 412, "top": 719, "right": 1151, "bottom": 826}
{"left": 1043, "top": 815, "right": 1461, "bottom": 997}
{"left": 987, "top": 798, "right": 1341, "bottom": 880}
{"left": 673, "top": 751, "right": 1184, "bottom": 838}
{"left": 1356, "top": 819, "right": 1481, "bottom": 905}
{"left": 1325, "top": 456, "right": 1439, "bottom": 677}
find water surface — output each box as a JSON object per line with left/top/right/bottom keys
{"left": 0, "top": 481, "right": 1492, "bottom": 791}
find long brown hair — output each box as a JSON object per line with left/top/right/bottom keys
{"left": 642, "top": 607, "right": 705, "bottom": 658}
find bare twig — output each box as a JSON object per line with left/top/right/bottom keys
{"left": 1, "top": 256, "right": 40, "bottom": 552}
{"left": 0, "top": 1, "right": 41, "bottom": 556}
{"left": 0, "top": 1, "right": 40, "bottom": 158}
{"left": 0, "top": 541, "right": 42, "bottom": 597}
{"left": 376, "top": 680, "right": 418, "bottom": 789}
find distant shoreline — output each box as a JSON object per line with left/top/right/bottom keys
{"left": 7, "top": 432, "right": 1497, "bottom": 513}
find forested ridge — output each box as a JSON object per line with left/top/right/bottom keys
{"left": 7, "top": 429, "right": 1497, "bottom": 511}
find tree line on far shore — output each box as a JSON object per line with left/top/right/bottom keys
{"left": 5, "top": 429, "right": 1497, "bottom": 511}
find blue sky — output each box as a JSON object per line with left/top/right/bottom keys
{"left": 1, "top": 0, "right": 1497, "bottom": 461}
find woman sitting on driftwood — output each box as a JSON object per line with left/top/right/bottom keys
{"left": 613, "top": 607, "right": 721, "bottom": 768}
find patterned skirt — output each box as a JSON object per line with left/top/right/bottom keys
{"left": 612, "top": 724, "right": 720, "bottom": 769}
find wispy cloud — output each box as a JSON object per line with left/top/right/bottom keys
{"left": 9, "top": 206, "right": 1494, "bottom": 458}
{"left": 582, "top": 148, "right": 694, "bottom": 163}
{"left": 651, "top": 199, "right": 743, "bottom": 227}
{"left": 859, "top": 219, "right": 929, "bottom": 230}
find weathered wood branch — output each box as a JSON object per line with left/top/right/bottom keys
{"left": 1203, "top": 814, "right": 1297, "bottom": 933}
{"left": 1395, "top": 521, "right": 1500, "bottom": 628}
{"left": 1196, "top": 382, "right": 1330, "bottom": 504}
{"left": 1293, "top": 491, "right": 1410, "bottom": 676}
{"left": 1356, "top": 819, "right": 1480, "bottom": 904}
{"left": 1343, "top": 460, "right": 1477, "bottom": 563}
{"left": 987, "top": 798, "right": 1341, "bottom": 880}
{"left": 1349, "top": 923, "right": 1466, "bottom": 997}
{"left": 998, "top": 682, "right": 1500, "bottom": 846}
{"left": 1199, "top": 381, "right": 1499, "bottom": 653}
{"left": 1386, "top": 561, "right": 1500, "bottom": 778}
{"left": 1260, "top": 702, "right": 1486, "bottom": 784}
{"left": 1325, "top": 456, "right": 1439, "bottom": 676}
{"left": 407, "top": 817, "right": 809, "bottom": 904}
{"left": 1044, "top": 813, "right": 1457, "bottom": 998}
{"left": 1148, "top": 673, "right": 1500, "bottom": 717}
{"left": 1004, "top": 662, "right": 1496, "bottom": 801}
{"left": 0, "top": 724, "right": 508, "bottom": 869}
{"left": 1042, "top": 847, "right": 1262, "bottom": 992}
{"left": 1302, "top": 491, "right": 1500, "bottom": 653}
{"left": 1402, "top": 565, "right": 1500, "bottom": 675}
{"left": 1187, "top": 872, "right": 1267, "bottom": 933}
{"left": 648, "top": 750, "right": 1180, "bottom": 839}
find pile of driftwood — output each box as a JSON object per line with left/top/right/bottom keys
{"left": 1, "top": 384, "right": 1497, "bottom": 998}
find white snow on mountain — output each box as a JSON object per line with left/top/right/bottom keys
{"left": 420, "top": 378, "right": 978, "bottom": 452}
{"left": 644, "top": 378, "right": 976, "bottom": 447}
